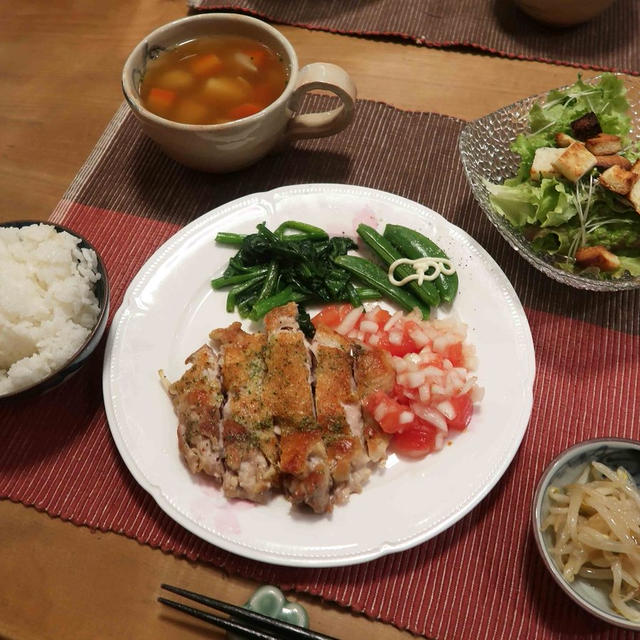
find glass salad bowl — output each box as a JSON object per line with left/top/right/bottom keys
{"left": 459, "top": 74, "right": 640, "bottom": 292}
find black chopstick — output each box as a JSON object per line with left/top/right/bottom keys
{"left": 159, "top": 597, "right": 278, "bottom": 639}
{"left": 159, "top": 583, "right": 340, "bottom": 640}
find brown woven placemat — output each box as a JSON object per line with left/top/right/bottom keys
{"left": 189, "top": 0, "right": 640, "bottom": 75}
{"left": 1, "top": 98, "right": 639, "bottom": 639}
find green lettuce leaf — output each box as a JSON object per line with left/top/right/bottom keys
{"left": 485, "top": 177, "right": 577, "bottom": 228}
{"left": 484, "top": 180, "right": 538, "bottom": 227}
{"left": 529, "top": 225, "right": 576, "bottom": 255}
{"left": 529, "top": 73, "right": 630, "bottom": 141}
{"left": 616, "top": 256, "right": 640, "bottom": 277}
{"left": 622, "top": 141, "right": 640, "bottom": 165}
{"left": 537, "top": 179, "right": 577, "bottom": 227}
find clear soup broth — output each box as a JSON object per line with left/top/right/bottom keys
{"left": 140, "top": 35, "right": 288, "bottom": 125}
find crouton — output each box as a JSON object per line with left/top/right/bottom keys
{"left": 554, "top": 132, "right": 576, "bottom": 148}
{"left": 594, "top": 155, "right": 632, "bottom": 170}
{"left": 570, "top": 112, "right": 602, "bottom": 141}
{"left": 575, "top": 245, "right": 620, "bottom": 272}
{"left": 530, "top": 147, "right": 565, "bottom": 181}
{"left": 628, "top": 176, "right": 640, "bottom": 214}
{"left": 599, "top": 165, "right": 635, "bottom": 195}
{"left": 552, "top": 142, "right": 597, "bottom": 182}
{"left": 585, "top": 133, "right": 622, "bottom": 156}
{"left": 631, "top": 160, "right": 640, "bottom": 176}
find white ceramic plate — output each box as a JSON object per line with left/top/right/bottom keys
{"left": 103, "top": 184, "right": 535, "bottom": 568}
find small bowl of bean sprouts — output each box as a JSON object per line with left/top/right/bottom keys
{"left": 532, "top": 438, "right": 640, "bottom": 629}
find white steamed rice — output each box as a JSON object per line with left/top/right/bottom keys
{"left": 0, "top": 224, "right": 101, "bottom": 395}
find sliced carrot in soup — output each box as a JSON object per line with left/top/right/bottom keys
{"left": 227, "top": 102, "right": 262, "bottom": 120}
{"left": 147, "top": 87, "right": 176, "bottom": 111}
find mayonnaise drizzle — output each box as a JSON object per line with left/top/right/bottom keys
{"left": 388, "top": 256, "right": 456, "bottom": 286}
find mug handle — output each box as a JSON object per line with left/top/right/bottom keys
{"left": 285, "top": 63, "right": 357, "bottom": 141}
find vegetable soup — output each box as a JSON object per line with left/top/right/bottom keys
{"left": 140, "top": 35, "right": 288, "bottom": 125}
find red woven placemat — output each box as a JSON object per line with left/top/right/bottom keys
{"left": 2, "top": 99, "right": 639, "bottom": 639}
{"left": 189, "top": 0, "right": 640, "bottom": 76}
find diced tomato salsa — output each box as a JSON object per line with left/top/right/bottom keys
{"left": 311, "top": 303, "right": 353, "bottom": 330}
{"left": 311, "top": 303, "right": 420, "bottom": 357}
{"left": 312, "top": 304, "right": 480, "bottom": 458}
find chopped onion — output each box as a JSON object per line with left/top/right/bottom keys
{"left": 363, "top": 306, "right": 381, "bottom": 321}
{"left": 398, "top": 411, "right": 414, "bottom": 425}
{"left": 336, "top": 306, "right": 363, "bottom": 335}
{"left": 436, "top": 400, "right": 455, "bottom": 420}
{"left": 392, "top": 356, "right": 407, "bottom": 372}
{"left": 418, "top": 385, "right": 431, "bottom": 404}
{"left": 405, "top": 359, "right": 419, "bottom": 373}
{"left": 458, "top": 378, "right": 476, "bottom": 396}
{"left": 413, "top": 405, "right": 448, "bottom": 431}
{"left": 360, "top": 320, "right": 379, "bottom": 333}
{"left": 433, "top": 333, "right": 458, "bottom": 353}
{"left": 445, "top": 370, "right": 464, "bottom": 391}
{"left": 405, "top": 370, "right": 427, "bottom": 388}
{"left": 383, "top": 310, "right": 403, "bottom": 332}
{"left": 374, "top": 403, "right": 388, "bottom": 423}
{"left": 421, "top": 366, "right": 444, "bottom": 379}
{"left": 409, "top": 327, "right": 430, "bottom": 347}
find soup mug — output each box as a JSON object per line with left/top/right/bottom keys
{"left": 513, "top": 0, "right": 617, "bottom": 26}
{"left": 122, "top": 13, "right": 357, "bottom": 172}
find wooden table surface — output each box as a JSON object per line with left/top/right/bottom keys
{"left": 0, "top": 1, "right": 602, "bottom": 638}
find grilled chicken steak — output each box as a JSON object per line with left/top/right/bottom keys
{"left": 161, "top": 303, "right": 395, "bottom": 513}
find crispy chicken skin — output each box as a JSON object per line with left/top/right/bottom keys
{"left": 210, "top": 322, "right": 279, "bottom": 503}
{"left": 352, "top": 342, "right": 394, "bottom": 462}
{"left": 160, "top": 345, "right": 224, "bottom": 480}
{"left": 263, "top": 302, "right": 331, "bottom": 513}
{"left": 312, "top": 325, "right": 370, "bottom": 504}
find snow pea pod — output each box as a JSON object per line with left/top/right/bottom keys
{"left": 333, "top": 254, "right": 429, "bottom": 318}
{"left": 354, "top": 286, "right": 383, "bottom": 301}
{"left": 383, "top": 224, "right": 458, "bottom": 303}
{"left": 357, "top": 223, "right": 440, "bottom": 308}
